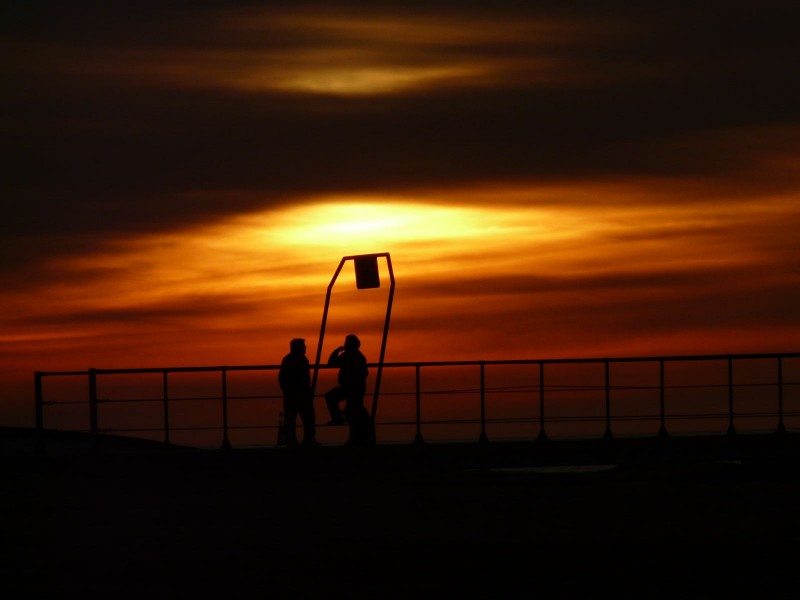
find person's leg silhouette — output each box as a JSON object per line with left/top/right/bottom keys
{"left": 324, "top": 387, "right": 347, "bottom": 425}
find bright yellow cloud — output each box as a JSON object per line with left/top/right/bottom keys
{"left": 42, "top": 185, "right": 796, "bottom": 315}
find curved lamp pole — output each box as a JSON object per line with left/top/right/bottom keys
{"left": 310, "top": 253, "right": 395, "bottom": 423}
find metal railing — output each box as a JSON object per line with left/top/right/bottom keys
{"left": 34, "top": 352, "right": 800, "bottom": 449}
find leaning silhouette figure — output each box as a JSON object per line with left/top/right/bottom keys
{"left": 325, "top": 334, "right": 374, "bottom": 447}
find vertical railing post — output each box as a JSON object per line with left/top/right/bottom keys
{"left": 537, "top": 362, "right": 547, "bottom": 442}
{"left": 221, "top": 368, "right": 232, "bottom": 450}
{"left": 658, "top": 359, "right": 668, "bottom": 438}
{"left": 88, "top": 369, "right": 98, "bottom": 436}
{"left": 413, "top": 364, "right": 424, "bottom": 445}
{"left": 34, "top": 372, "right": 44, "bottom": 432}
{"left": 776, "top": 355, "right": 786, "bottom": 435}
{"left": 726, "top": 357, "right": 737, "bottom": 436}
{"left": 478, "top": 362, "right": 488, "bottom": 443}
{"left": 163, "top": 370, "right": 171, "bottom": 445}
{"left": 603, "top": 360, "right": 613, "bottom": 441}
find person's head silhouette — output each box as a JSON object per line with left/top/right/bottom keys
{"left": 290, "top": 338, "right": 306, "bottom": 355}
{"left": 344, "top": 334, "right": 360, "bottom": 351}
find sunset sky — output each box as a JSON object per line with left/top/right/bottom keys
{"left": 3, "top": 1, "right": 799, "bottom": 430}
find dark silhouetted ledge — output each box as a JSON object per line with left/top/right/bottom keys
{"left": 5, "top": 426, "right": 800, "bottom": 476}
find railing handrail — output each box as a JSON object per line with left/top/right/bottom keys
{"left": 33, "top": 351, "right": 800, "bottom": 377}
{"left": 34, "top": 351, "right": 800, "bottom": 448}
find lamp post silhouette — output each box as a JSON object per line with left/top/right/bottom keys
{"left": 310, "top": 253, "right": 395, "bottom": 428}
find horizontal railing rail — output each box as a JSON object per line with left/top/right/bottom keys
{"left": 34, "top": 352, "right": 800, "bottom": 449}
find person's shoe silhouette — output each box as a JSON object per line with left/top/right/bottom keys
{"left": 326, "top": 416, "right": 346, "bottom": 426}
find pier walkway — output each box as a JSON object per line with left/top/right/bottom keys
{"left": 4, "top": 427, "right": 800, "bottom": 598}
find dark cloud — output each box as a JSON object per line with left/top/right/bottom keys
{"left": 4, "top": 1, "right": 800, "bottom": 281}
{"left": 12, "top": 293, "right": 264, "bottom": 329}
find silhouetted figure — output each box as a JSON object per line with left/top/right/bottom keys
{"left": 325, "top": 334, "right": 373, "bottom": 446}
{"left": 278, "top": 338, "right": 319, "bottom": 448}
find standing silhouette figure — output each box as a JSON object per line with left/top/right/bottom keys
{"left": 324, "top": 334, "right": 373, "bottom": 446}
{"left": 278, "top": 338, "right": 319, "bottom": 448}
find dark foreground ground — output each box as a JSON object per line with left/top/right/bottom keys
{"left": 2, "top": 428, "right": 800, "bottom": 598}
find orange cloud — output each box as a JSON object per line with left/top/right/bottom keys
{"left": 4, "top": 178, "right": 797, "bottom": 381}
{"left": 29, "top": 9, "right": 602, "bottom": 97}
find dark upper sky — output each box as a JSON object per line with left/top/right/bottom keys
{"left": 4, "top": 1, "right": 799, "bottom": 279}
